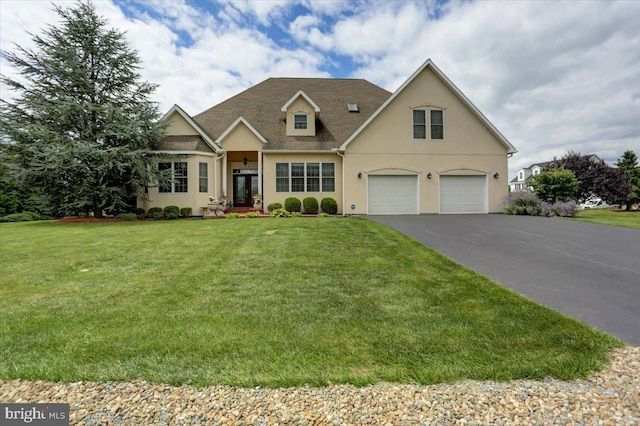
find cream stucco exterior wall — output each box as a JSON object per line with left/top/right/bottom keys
{"left": 262, "top": 152, "right": 343, "bottom": 213}
{"left": 344, "top": 66, "right": 509, "bottom": 214}
{"left": 165, "top": 111, "right": 200, "bottom": 136}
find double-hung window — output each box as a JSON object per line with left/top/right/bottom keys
{"left": 294, "top": 114, "right": 307, "bottom": 130}
{"left": 276, "top": 163, "right": 289, "bottom": 192}
{"left": 413, "top": 109, "right": 444, "bottom": 140}
{"left": 158, "top": 161, "right": 188, "bottom": 193}
{"left": 413, "top": 110, "right": 426, "bottom": 139}
{"left": 275, "top": 162, "right": 335, "bottom": 192}
{"left": 199, "top": 162, "right": 208, "bottom": 193}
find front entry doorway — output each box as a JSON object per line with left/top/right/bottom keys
{"left": 233, "top": 171, "right": 258, "bottom": 207}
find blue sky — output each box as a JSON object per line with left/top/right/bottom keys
{"left": 1, "top": 0, "right": 639, "bottom": 178}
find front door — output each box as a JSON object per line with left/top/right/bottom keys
{"left": 233, "top": 175, "right": 258, "bottom": 207}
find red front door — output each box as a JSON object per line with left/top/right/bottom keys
{"left": 233, "top": 175, "right": 258, "bottom": 207}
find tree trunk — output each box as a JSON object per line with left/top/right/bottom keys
{"left": 93, "top": 205, "right": 103, "bottom": 218}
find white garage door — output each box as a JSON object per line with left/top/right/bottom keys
{"left": 439, "top": 175, "right": 487, "bottom": 214}
{"left": 368, "top": 175, "right": 418, "bottom": 215}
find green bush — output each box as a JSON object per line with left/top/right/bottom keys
{"left": 267, "top": 202, "right": 282, "bottom": 211}
{"left": 269, "top": 208, "right": 291, "bottom": 217}
{"left": 226, "top": 212, "right": 241, "bottom": 219}
{"left": 163, "top": 205, "right": 180, "bottom": 216}
{"left": 284, "top": 197, "right": 301, "bottom": 212}
{"left": 302, "top": 197, "right": 319, "bottom": 214}
{"left": 147, "top": 207, "right": 164, "bottom": 219}
{"left": 116, "top": 213, "right": 137, "bottom": 220}
{"left": 291, "top": 211, "right": 303, "bottom": 217}
{"left": 318, "top": 212, "right": 330, "bottom": 217}
{"left": 245, "top": 211, "right": 261, "bottom": 218}
{"left": 166, "top": 212, "right": 179, "bottom": 220}
{"left": 0, "top": 212, "right": 41, "bottom": 222}
{"left": 320, "top": 197, "right": 338, "bottom": 214}
{"left": 133, "top": 207, "right": 146, "bottom": 219}
{"left": 180, "top": 207, "right": 192, "bottom": 218}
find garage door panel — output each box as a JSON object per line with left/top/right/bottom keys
{"left": 368, "top": 175, "right": 418, "bottom": 215}
{"left": 439, "top": 175, "right": 487, "bottom": 214}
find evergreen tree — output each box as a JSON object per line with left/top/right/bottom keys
{"left": 616, "top": 150, "right": 640, "bottom": 210}
{"left": 0, "top": 1, "right": 164, "bottom": 217}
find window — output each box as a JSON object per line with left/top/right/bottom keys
{"left": 291, "top": 163, "right": 305, "bottom": 192}
{"left": 518, "top": 171, "right": 524, "bottom": 181}
{"left": 294, "top": 114, "right": 307, "bottom": 130}
{"left": 158, "top": 161, "right": 188, "bottom": 193}
{"left": 322, "top": 163, "right": 335, "bottom": 192}
{"left": 276, "top": 163, "right": 289, "bottom": 192}
{"left": 306, "top": 163, "right": 320, "bottom": 192}
{"left": 430, "top": 110, "right": 444, "bottom": 139}
{"left": 413, "top": 109, "right": 444, "bottom": 140}
{"left": 199, "top": 162, "right": 208, "bottom": 193}
{"left": 275, "top": 162, "right": 335, "bottom": 192}
{"left": 413, "top": 110, "right": 426, "bottom": 139}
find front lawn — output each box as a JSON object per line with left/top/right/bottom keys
{"left": 0, "top": 219, "right": 621, "bottom": 387}
{"left": 570, "top": 209, "right": 640, "bottom": 229}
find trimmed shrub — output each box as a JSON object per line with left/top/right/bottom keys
{"left": 269, "top": 208, "right": 291, "bottom": 217}
{"left": 147, "top": 207, "right": 164, "bottom": 219}
{"left": 225, "top": 212, "right": 241, "bottom": 219}
{"left": 133, "top": 207, "right": 146, "bottom": 219}
{"left": 0, "top": 212, "right": 41, "bottom": 222}
{"left": 284, "top": 197, "right": 301, "bottom": 212}
{"left": 180, "top": 207, "right": 193, "bottom": 218}
{"left": 116, "top": 213, "right": 137, "bottom": 220}
{"left": 245, "top": 211, "right": 261, "bottom": 218}
{"left": 267, "top": 202, "right": 282, "bottom": 211}
{"left": 320, "top": 197, "right": 338, "bottom": 215}
{"left": 302, "top": 197, "right": 319, "bottom": 214}
{"left": 164, "top": 205, "right": 180, "bottom": 216}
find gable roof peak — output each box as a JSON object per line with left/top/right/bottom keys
{"left": 161, "top": 104, "right": 221, "bottom": 152}
{"left": 280, "top": 89, "right": 321, "bottom": 119}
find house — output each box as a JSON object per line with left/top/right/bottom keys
{"left": 509, "top": 155, "right": 602, "bottom": 193}
{"left": 141, "top": 59, "right": 517, "bottom": 215}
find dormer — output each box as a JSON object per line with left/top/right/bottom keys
{"left": 281, "top": 90, "right": 320, "bottom": 136}
{"left": 531, "top": 165, "right": 542, "bottom": 176}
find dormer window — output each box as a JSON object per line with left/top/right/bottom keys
{"left": 294, "top": 114, "right": 308, "bottom": 130}
{"left": 533, "top": 168, "right": 540, "bottom": 176}
{"left": 518, "top": 171, "right": 524, "bottom": 181}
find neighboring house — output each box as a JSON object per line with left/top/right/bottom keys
{"left": 509, "top": 155, "right": 601, "bottom": 193}
{"left": 142, "top": 58, "right": 517, "bottom": 215}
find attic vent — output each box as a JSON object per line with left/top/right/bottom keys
{"left": 347, "top": 103, "right": 359, "bottom": 112}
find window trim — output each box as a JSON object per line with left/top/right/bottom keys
{"left": 158, "top": 161, "right": 188, "bottom": 194}
{"left": 412, "top": 108, "right": 445, "bottom": 140}
{"left": 294, "top": 113, "right": 308, "bottom": 130}
{"left": 275, "top": 162, "right": 335, "bottom": 193}
{"left": 199, "top": 162, "right": 208, "bottom": 193}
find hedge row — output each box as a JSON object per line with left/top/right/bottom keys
{"left": 272, "top": 197, "right": 338, "bottom": 214}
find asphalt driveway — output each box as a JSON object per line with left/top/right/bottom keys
{"left": 369, "top": 215, "right": 640, "bottom": 346}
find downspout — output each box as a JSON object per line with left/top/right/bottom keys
{"left": 214, "top": 151, "right": 225, "bottom": 199}
{"left": 335, "top": 149, "right": 346, "bottom": 216}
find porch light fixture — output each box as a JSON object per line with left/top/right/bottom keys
{"left": 427, "top": 172, "right": 432, "bottom": 179}
{"left": 243, "top": 156, "right": 248, "bottom": 166}
{"left": 493, "top": 172, "right": 500, "bottom": 179}
{"left": 358, "top": 172, "right": 362, "bottom": 179}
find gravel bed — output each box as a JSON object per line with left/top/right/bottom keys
{"left": 1, "top": 347, "right": 638, "bottom": 425}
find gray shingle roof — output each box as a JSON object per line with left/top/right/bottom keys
{"left": 192, "top": 78, "right": 391, "bottom": 151}
{"left": 150, "top": 135, "right": 214, "bottom": 153}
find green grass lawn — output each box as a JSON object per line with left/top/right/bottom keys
{"left": 569, "top": 208, "right": 640, "bottom": 229}
{"left": 0, "top": 218, "right": 621, "bottom": 387}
